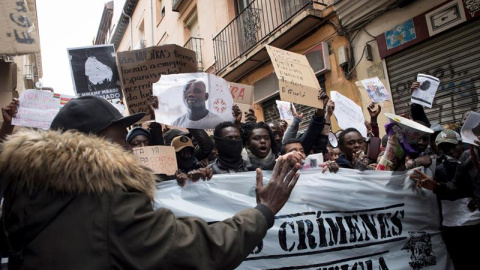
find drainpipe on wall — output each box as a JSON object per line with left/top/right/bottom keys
{"left": 122, "top": 9, "right": 133, "bottom": 50}
{"left": 150, "top": 0, "right": 154, "bottom": 46}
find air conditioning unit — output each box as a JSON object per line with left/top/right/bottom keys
{"left": 304, "top": 41, "right": 331, "bottom": 75}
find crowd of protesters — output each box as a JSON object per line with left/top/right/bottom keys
{"left": 0, "top": 80, "right": 479, "bottom": 269}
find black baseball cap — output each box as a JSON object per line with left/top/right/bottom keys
{"left": 50, "top": 96, "right": 145, "bottom": 134}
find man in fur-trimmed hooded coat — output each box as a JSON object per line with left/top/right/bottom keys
{"left": 0, "top": 96, "right": 300, "bottom": 270}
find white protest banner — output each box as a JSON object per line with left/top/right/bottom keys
{"left": 152, "top": 72, "right": 235, "bottom": 129}
{"left": 330, "top": 91, "right": 367, "bottom": 137}
{"left": 460, "top": 111, "right": 480, "bottom": 146}
{"left": 68, "top": 45, "right": 123, "bottom": 100}
{"left": 133, "top": 145, "right": 177, "bottom": 175}
{"left": 266, "top": 45, "right": 322, "bottom": 108}
{"left": 411, "top": 74, "right": 440, "bottom": 108}
{"left": 360, "top": 77, "right": 391, "bottom": 103}
{"left": 229, "top": 82, "right": 254, "bottom": 105}
{"left": 12, "top": 90, "right": 65, "bottom": 130}
{"left": 276, "top": 100, "right": 293, "bottom": 121}
{"left": 0, "top": 0, "right": 40, "bottom": 55}
{"left": 155, "top": 168, "right": 452, "bottom": 270}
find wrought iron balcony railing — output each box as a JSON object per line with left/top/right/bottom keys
{"left": 213, "top": 0, "right": 320, "bottom": 72}
{"left": 184, "top": 37, "right": 203, "bottom": 72}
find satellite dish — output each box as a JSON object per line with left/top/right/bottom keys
{"left": 328, "top": 131, "right": 338, "bottom": 147}
{"left": 35, "top": 81, "right": 43, "bottom": 89}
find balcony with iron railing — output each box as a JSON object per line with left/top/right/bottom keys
{"left": 213, "top": 0, "right": 332, "bottom": 81}
{"left": 184, "top": 37, "right": 203, "bottom": 72}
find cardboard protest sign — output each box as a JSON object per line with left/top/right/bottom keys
{"left": 133, "top": 145, "right": 177, "bottom": 175}
{"left": 67, "top": 45, "right": 122, "bottom": 100}
{"left": 152, "top": 73, "right": 235, "bottom": 129}
{"left": 460, "top": 111, "right": 480, "bottom": 146}
{"left": 411, "top": 74, "right": 440, "bottom": 108}
{"left": 330, "top": 91, "right": 367, "bottom": 137}
{"left": 0, "top": 0, "right": 40, "bottom": 55}
{"left": 116, "top": 45, "right": 197, "bottom": 120}
{"left": 228, "top": 82, "right": 254, "bottom": 104}
{"left": 360, "top": 77, "right": 390, "bottom": 103}
{"left": 266, "top": 45, "right": 322, "bottom": 108}
{"left": 12, "top": 89, "right": 73, "bottom": 130}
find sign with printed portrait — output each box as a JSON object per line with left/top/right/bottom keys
{"left": 152, "top": 73, "right": 235, "bottom": 129}
{"left": 68, "top": 44, "right": 123, "bottom": 100}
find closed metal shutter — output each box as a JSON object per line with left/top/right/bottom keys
{"left": 386, "top": 19, "right": 480, "bottom": 125}
{"left": 262, "top": 74, "right": 326, "bottom": 131}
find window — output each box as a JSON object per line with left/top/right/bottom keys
{"left": 235, "top": 0, "right": 252, "bottom": 15}
{"left": 156, "top": 0, "right": 164, "bottom": 25}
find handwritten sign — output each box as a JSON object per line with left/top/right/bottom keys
{"left": 116, "top": 45, "right": 197, "bottom": 121}
{"left": 133, "top": 145, "right": 178, "bottom": 175}
{"left": 330, "top": 91, "right": 367, "bottom": 137}
{"left": 0, "top": 0, "right": 40, "bottom": 54}
{"left": 11, "top": 89, "right": 73, "bottom": 130}
{"left": 228, "top": 82, "right": 253, "bottom": 104}
{"left": 266, "top": 45, "right": 322, "bottom": 108}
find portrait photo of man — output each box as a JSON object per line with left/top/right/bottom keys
{"left": 171, "top": 79, "right": 224, "bottom": 129}
{"left": 153, "top": 73, "right": 234, "bottom": 129}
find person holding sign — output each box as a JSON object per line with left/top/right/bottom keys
{"left": 172, "top": 79, "right": 224, "bottom": 129}
{"left": 0, "top": 95, "right": 302, "bottom": 269}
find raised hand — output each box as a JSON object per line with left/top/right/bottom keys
{"left": 367, "top": 102, "right": 381, "bottom": 120}
{"left": 244, "top": 108, "right": 257, "bottom": 123}
{"left": 290, "top": 103, "right": 303, "bottom": 119}
{"left": 409, "top": 81, "right": 420, "bottom": 95}
{"left": 232, "top": 104, "right": 242, "bottom": 123}
{"left": 146, "top": 95, "right": 158, "bottom": 120}
{"left": 1, "top": 98, "right": 19, "bottom": 141}
{"left": 318, "top": 90, "right": 329, "bottom": 108}
{"left": 1, "top": 98, "right": 19, "bottom": 124}
{"left": 255, "top": 155, "right": 301, "bottom": 214}
{"left": 325, "top": 100, "right": 335, "bottom": 116}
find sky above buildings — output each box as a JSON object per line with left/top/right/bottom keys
{"left": 36, "top": 0, "right": 106, "bottom": 96}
